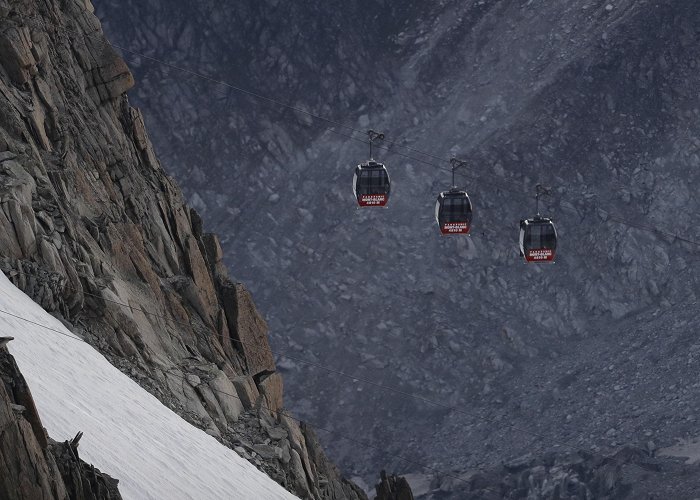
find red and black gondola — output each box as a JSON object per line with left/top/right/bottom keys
{"left": 519, "top": 216, "right": 557, "bottom": 262}
{"left": 353, "top": 160, "right": 391, "bottom": 207}
{"left": 519, "top": 185, "right": 558, "bottom": 263}
{"left": 353, "top": 130, "right": 390, "bottom": 208}
{"left": 435, "top": 189, "right": 473, "bottom": 235}
{"left": 435, "top": 158, "right": 473, "bottom": 235}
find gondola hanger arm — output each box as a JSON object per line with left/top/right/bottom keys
{"left": 367, "top": 130, "right": 385, "bottom": 159}
{"left": 450, "top": 158, "right": 468, "bottom": 188}
{"left": 535, "top": 184, "right": 553, "bottom": 217}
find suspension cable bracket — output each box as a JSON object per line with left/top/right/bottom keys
{"left": 535, "top": 184, "right": 552, "bottom": 217}
{"left": 450, "top": 158, "right": 468, "bottom": 188}
{"left": 367, "top": 130, "right": 385, "bottom": 160}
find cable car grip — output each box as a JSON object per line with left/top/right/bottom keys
{"left": 367, "top": 129, "right": 385, "bottom": 159}
{"left": 535, "top": 184, "right": 552, "bottom": 216}
{"left": 449, "top": 158, "right": 468, "bottom": 188}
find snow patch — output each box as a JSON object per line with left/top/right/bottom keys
{"left": 0, "top": 272, "right": 297, "bottom": 500}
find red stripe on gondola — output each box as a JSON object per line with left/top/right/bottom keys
{"left": 440, "top": 222, "right": 470, "bottom": 235}
{"left": 358, "top": 194, "right": 388, "bottom": 207}
{"left": 525, "top": 248, "right": 555, "bottom": 262}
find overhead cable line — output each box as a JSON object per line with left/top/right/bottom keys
{"left": 334, "top": 127, "right": 700, "bottom": 247}
{"left": 2, "top": 11, "right": 693, "bottom": 490}
{"left": 1, "top": 268, "right": 607, "bottom": 464}
{"left": 2, "top": 268, "right": 475, "bottom": 415}
{"left": 29, "top": 15, "right": 363, "bottom": 136}
{"left": 0, "top": 287, "right": 656, "bottom": 495}
{"left": 0, "top": 305, "right": 481, "bottom": 491}
{"left": 2, "top": 269, "right": 477, "bottom": 417}
{"left": 14, "top": 12, "right": 699, "bottom": 428}
{"left": 25, "top": 15, "right": 700, "bottom": 248}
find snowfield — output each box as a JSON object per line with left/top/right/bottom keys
{"left": 0, "top": 272, "right": 298, "bottom": 500}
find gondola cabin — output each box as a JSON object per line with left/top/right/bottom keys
{"left": 435, "top": 189, "right": 473, "bottom": 235}
{"left": 519, "top": 217, "right": 557, "bottom": 263}
{"left": 353, "top": 161, "right": 390, "bottom": 207}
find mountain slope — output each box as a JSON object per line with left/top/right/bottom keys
{"left": 94, "top": 0, "right": 700, "bottom": 486}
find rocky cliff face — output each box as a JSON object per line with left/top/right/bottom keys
{"left": 93, "top": 0, "right": 700, "bottom": 490}
{"left": 0, "top": 0, "right": 364, "bottom": 498}
{"left": 0, "top": 339, "right": 121, "bottom": 500}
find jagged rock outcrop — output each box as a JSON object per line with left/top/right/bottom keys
{"left": 374, "top": 471, "right": 414, "bottom": 500}
{"left": 0, "top": 0, "right": 364, "bottom": 497}
{"left": 48, "top": 438, "right": 122, "bottom": 500}
{"left": 0, "top": 339, "right": 121, "bottom": 500}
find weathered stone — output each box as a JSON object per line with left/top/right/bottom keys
{"left": 276, "top": 441, "right": 291, "bottom": 465}
{"left": 5, "top": 200, "right": 35, "bottom": 256}
{"left": 221, "top": 281, "right": 275, "bottom": 376}
{"left": 87, "top": 43, "right": 134, "bottom": 103}
{"left": 1, "top": 159, "right": 36, "bottom": 204}
{"left": 39, "top": 238, "right": 64, "bottom": 273}
{"left": 209, "top": 370, "right": 243, "bottom": 423}
{"left": 374, "top": 471, "right": 415, "bottom": 500}
{"left": 0, "top": 26, "right": 36, "bottom": 85}
{"left": 231, "top": 375, "right": 260, "bottom": 409}
{"left": 182, "top": 235, "right": 219, "bottom": 322}
{"left": 49, "top": 440, "right": 121, "bottom": 499}
{"left": 202, "top": 233, "right": 228, "bottom": 280}
{"left": 130, "top": 108, "right": 149, "bottom": 151}
{"left": 165, "top": 275, "right": 208, "bottom": 326}
{"left": 266, "top": 426, "right": 289, "bottom": 441}
{"left": 282, "top": 416, "right": 317, "bottom": 492}
{"left": 195, "top": 383, "right": 227, "bottom": 426}
{"left": 289, "top": 449, "right": 310, "bottom": 496}
{"left": 301, "top": 422, "right": 368, "bottom": 499}
{"left": 257, "top": 372, "right": 284, "bottom": 414}
{"left": 0, "top": 349, "right": 66, "bottom": 499}
{"left": 0, "top": 151, "right": 17, "bottom": 162}
{"left": 252, "top": 444, "right": 278, "bottom": 461}
{"left": 180, "top": 377, "right": 217, "bottom": 431}
{"left": 0, "top": 208, "right": 20, "bottom": 257}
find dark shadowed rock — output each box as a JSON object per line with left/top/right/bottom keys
{"left": 0, "top": 342, "right": 122, "bottom": 500}
{"left": 374, "top": 471, "right": 414, "bottom": 500}
{"left": 222, "top": 281, "right": 276, "bottom": 376}
{"left": 50, "top": 439, "right": 122, "bottom": 500}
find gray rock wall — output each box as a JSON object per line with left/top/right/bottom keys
{"left": 0, "top": 0, "right": 364, "bottom": 497}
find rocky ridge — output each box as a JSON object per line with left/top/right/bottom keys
{"left": 0, "top": 338, "right": 122, "bottom": 500}
{"left": 0, "top": 0, "right": 364, "bottom": 498}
